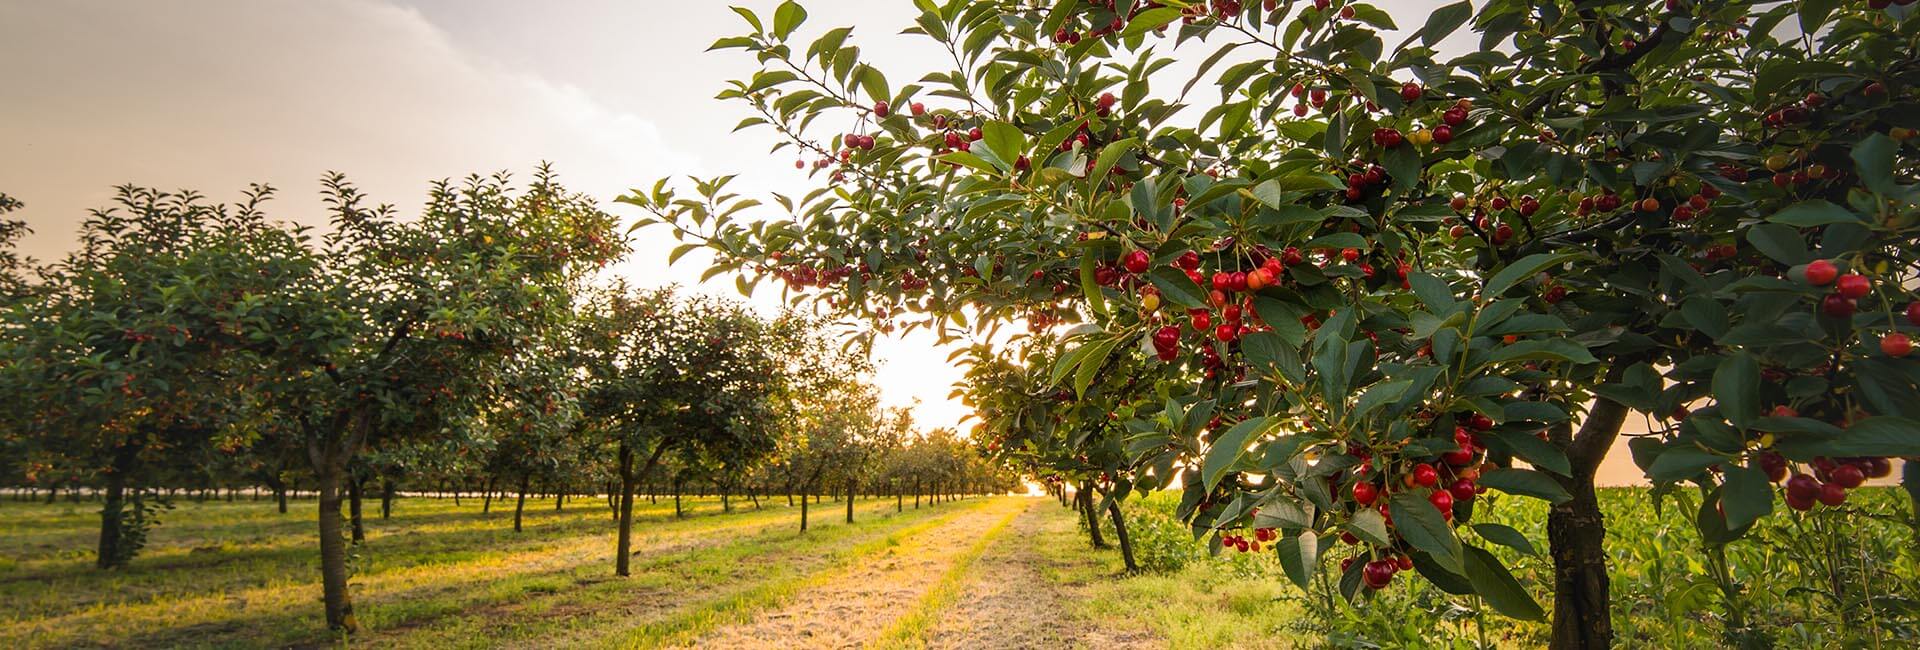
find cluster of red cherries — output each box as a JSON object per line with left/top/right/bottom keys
{"left": 1221, "top": 526, "right": 1275, "bottom": 553}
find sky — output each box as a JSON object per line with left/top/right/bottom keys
{"left": 0, "top": 0, "right": 1692, "bottom": 485}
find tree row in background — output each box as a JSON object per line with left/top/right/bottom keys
{"left": 0, "top": 171, "right": 1014, "bottom": 633}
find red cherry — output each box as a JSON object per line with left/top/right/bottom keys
{"left": 873, "top": 101, "right": 889, "bottom": 117}
{"left": 1428, "top": 489, "right": 1454, "bottom": 513}
{"left": 1411, "top": 463, "right": 1439, "bottom": 487}
{"left": 1883, "top": 333, "right": 1913, "bottom": 358}
{"left": 1831, "top": 464, "right": 1866, "bottom": 489}
{"left": 910, "top": 102, "right": 926, "bottom": 117}
{"left": 1352, "top": 481, "right": 1379, "bottom": 506}
{"left": 1122, "top": 250, "right": 1151, "bottom": 274}
{"left": 1907, "top": 302, "right": 1920, "bottom": 326}
{"left": 1177, "top": 250, "right": 1201, "bottom": 271}
{"left": 1803, "top": 259, "right": 1838, "bottom": 286}
{"left": 1400, "top": 82, "right": 1422, "bottom": 103}
{"left": 1821, "top": 294, "right": 1856, "bottom": 319}
{"left": 1214, "top": 323, "right": 1240, "bottom": 342}
{"left": 1817, "top": 482, "right": 1847, "bottom": 507}
{"left": 1432, "top": 124, "right": 1453, "bottom": 144}
{"left": 1836, "top": 274, "right": 1870, "bottom": 299}
{"left": 1785, "top": 474, "right": 1820, "bottom": 501}
{"left": 1395, "top": 555, "right": 1414, "bottom": 571}
{"left": 1363, "top": 560, "right": 1395, "bottom": 589}
{"left": 1448, "top": 479, "right": 1476, "bottom": 503}
{"left": 1191, "top": 310, "right": 1213, "bottom": 332}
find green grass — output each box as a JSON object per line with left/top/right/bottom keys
{"left": 2, "top": 488, "right": 1912, "bottom": 649}
{"left": 0, "top": 493, "right": 965, "bottom": 649}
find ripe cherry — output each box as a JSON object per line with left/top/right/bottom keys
{"left": 1428, "top": 488, "right": 1455, "bottom": 514}
{"left": 1786, "top": 474, "right": 1820, "bottom": 502}
{"left": 1352, "top": 481, "right": 1379, "bottom": 506}
{"left": 1803, "top": 259, "right": 1838, "bottom": 286}
{"left": 1821, "top": 294, "right": 1856, "bottom": 319}
{"left": 1400, "top": 82, "right": 1422, "bottom": 103}
{"left": 873, "top": 101, "right": 889, "bottom": 117}
{"left": 1363, "top": 560, "right": 1395, "bottom": 589}
{"left": 910, "top": 102, "right": 926, "bottom": 117}
{"left": 1191, "top": 310, "right": 1213, "bottom": 332}
{"left": 1836, "top": 274, "right": 1870, "bottom": 299}
{"left": 1831, "top": 464, "right": 1866, "bottom": 489}
{"left": 1412, "top": 463, "right": 1439, "bottom": 487}
{"left": 1817, "top": 482, "right": 1847, "bottom": 507}
{"left": 1122, "top": 250, "right": 1151, "bottom": 274}
{"left": 1908, "top": 302, "right": 1920, "bottom": 326}
{"left": 1214, "top": 324, "right": 1239, "bottom": 342}
{"left": 1177, "top": 250, "right": 1201, "bottom": 271}
{"left": 1432, "top": 124, "right": 1453, "bottom": 144}
{"left": 1883, "top": 332, "right": 1913, "bottom": 358}
{"left": 1395, "top": 555, "right": 1414, "bottom": 571}
{"left": 1448, "top": 479, "right": 1476, "bottom": 503}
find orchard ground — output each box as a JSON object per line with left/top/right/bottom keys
{"left": 1, "top": 487, "right": 1912, "bottom": 648}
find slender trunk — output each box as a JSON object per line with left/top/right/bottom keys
{"left": 453, "top": 487, "right": 461, "bottom": 507}
{"left": 786, "top": 484, "right": 794, "bottom": 506}
{"left": 914, "top": 479, "right": 921, "bottom": 509}
{"left": 800, "top": 486, "right": 810, "bottom": 531}
{"left": 845, "top": 479, "right": 855, "bottom": 524}
{"left": 896, "top": 488, "right": 902, "bottom": 513}
{"left": 1547, "top": 393, "right": 1630, "bottom": 650}
{"left": 348, "top": 476, "right": 367, "bottom": 543}
{"left": 513, "top": 475, "right": 529, "bottom": 533}
{"left": 616, "top": 442, "right": 635, "bottom": 577}
{"left": 95, "top": 453, "right": 132, "bottom": 569}
{"left": 674, "top": 478, "right": 683, "bottom": 518}
{"left": 556, "top": 488, "right": 565, "bottom": 512}
{"left": 316, "top": 461, "right": 355, "bottom": 632}
{"left": 380, "top": 479, "right": 395, "bottom": 520}
{"left": 1105, "top": 498, "right": 1138, "bottom": 573}
{"left": 276, "top": 486, "right": 288, "bottom": 513}
{"left": 1079, "top": 488, "right": 1107, "bottom": 548}
{"left": 482, "top": 477, "right": 495, "bottom": 514}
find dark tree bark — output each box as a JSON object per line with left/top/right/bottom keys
{"left": 513, "top": 475, "right": 529, "bottom": 533}
{"left": 1547, "top": 394, "right": 1631, "bottom": 650}
{"left": 1078, "top": 488, "right": 1107, "bottom": 548}
{"left": 673, "top": 477, "right": 683, "bottom": 518}
{"left": 380, "top": 479, "right": 396, "bottom": 520}
{"left": 1104, "top": 497, "right": 1137, "bottom": 572}
{"left": 555, "top": 487, "right": 565, "bottom": 511}
{"left": 845, "top": 479, "right": 855, "bottom": 524}
{"left": 482, "top": 477, "right": 495, "bottom": 514}
{"left": 914, "top": 479, "right": 922, "bottom": 509}
{"left": 800, "top": 485, "right": 811, "bottom": 531}
{"left": 95, "top": 444, "right": 138, "bottom": 569}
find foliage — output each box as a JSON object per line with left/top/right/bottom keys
{"left": 639, "top": 0, "right": 1920, "bottom": 642}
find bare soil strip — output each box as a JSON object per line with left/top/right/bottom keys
{"left": 673, "top": 497, "right": 1026, "bottom": 650}
{"left": 920, "top": 500, "right": 1161, "bottom": 650}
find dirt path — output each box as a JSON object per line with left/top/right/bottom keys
{"left": 674, "top": 497, "right": 1026, "bottom": 649}
{"left": 921, "top": 500, "right": 1160, "bottom": 650}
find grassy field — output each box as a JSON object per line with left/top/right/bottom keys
{"left": 0, "top": 488, "right": 1914, "bottom": 648}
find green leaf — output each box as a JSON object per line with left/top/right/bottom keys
{"left": 936, "top": 151, "right": 997, "bottom": 173}
{"left": 772, "top": 0, "right": 807, "bottom": 40}
{"left": 1721, "top": 465, "right": 1773, "bottom": 531}
{"left": 1390, "top": 492, "right": 1463, "bottom": 574}
{"left": 1471, "top": 523, "right": 1538, "bottom": 556}
{"left": 1768, "top": 200, "right": 1864, "bottom": 227}
{"left": 1121, "top": 7, "right": 1183, "bottom": 38}
{"left": 1348, "top": 508, "right": 1392, "bottom": 547}
{"left": 1383, "top": 144, "right": 1421, "bottom": 194}
{"left": 1819, "top": 417, "right": 1920, "bottom": 457}
{"left": 1090, "top": 138, "right": 1141, "bottom": 190}
{"left": 1484, "top": 430, "right": 1572, "bottom": 477}
{"left": 1078, "top": 250, "right": 1107, "bottom": 317}
{"left": 1483, "top": 252, "right": 1581, "bottom": 299}
{"left": 1477, "top": 468, "right": 1573, "bottom": 504}
{"left": 1148, "top": 266, "right": 1207, "bottom": 309}
{"left": 1853, "top": 132, "right": 1896, "bottom": 195}
{"left": 1714, "top": 352, "right": 1760, "bottom": 430}
{"left": 1202, "top": 417, "right": 1270, "bottom": 490}
{"left": 982, "top": 121, "right": 1026, "bottom": 168}
{"left": 859, "top": 66, "right": 890, "bottom": 104}
{"left": 1648, "top": 446, "right": 1723, "bottom": 482}
{"left": 1421, "top": 1, "right": 1472, "bottom": 46}
{"left": 1277, "top": 531, "right": 1319, "bottom": 589}
{"left": 1745, "top": 223, "right": 1809, "bottom": 266}
{"left": 1464, "top": 546, "right": 1546, "bottom": 621}
{"left": 1073, "top": 339, "right": 1118, "bottom": 398}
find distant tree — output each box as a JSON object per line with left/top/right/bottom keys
{"left": 0, "top": 186, "right": 315, "bottom": 568}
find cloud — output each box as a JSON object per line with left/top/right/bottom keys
{"left": 0, "top": 0, "right": 698, "bottom": 253}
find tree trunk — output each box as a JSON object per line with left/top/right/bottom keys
{"left": 1078, "top": 488, "right": 1107, "bottom": 548}
{"left": 896, "top": 488, "right": 902, "bottom": 513}
{"left": 1547, "top": 393, "right": 1631, "bottom": 650}
{"left": 380, "top": 479, "right": 396, "bottom": 520}
{"left": 513, "top": 475, "right": 529, "bottom": 533}
{"left": 616, "top": 442, "right": 635, "bottom": 577}
{"left": 845, "top": 479, "right": 855, "bottom": 524}
{"left": 914, "top": 479, "right": 922, "bottom": 509}
{"left": 555, "top": 488, "right": 565, "bottom": 512}
{"left": 482, "top": 477, "right": 495, "bottom": 514}
{"left": 94, "top": 450, "right": 133, "bottom": 570}
{"left": 1105, "top": 498, "right": 1138, "bottom": 573}
{"left": 800, "top": 486, "right": 810, "bottom": 531}
{"left": 316, "top": 462, "right": 355, "bottom": 632}
{"left": 348, "top": 475, "right": 366, "bottom": 543}
{"left": 673, "top": 478, "right": 683, "bottom": 518}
